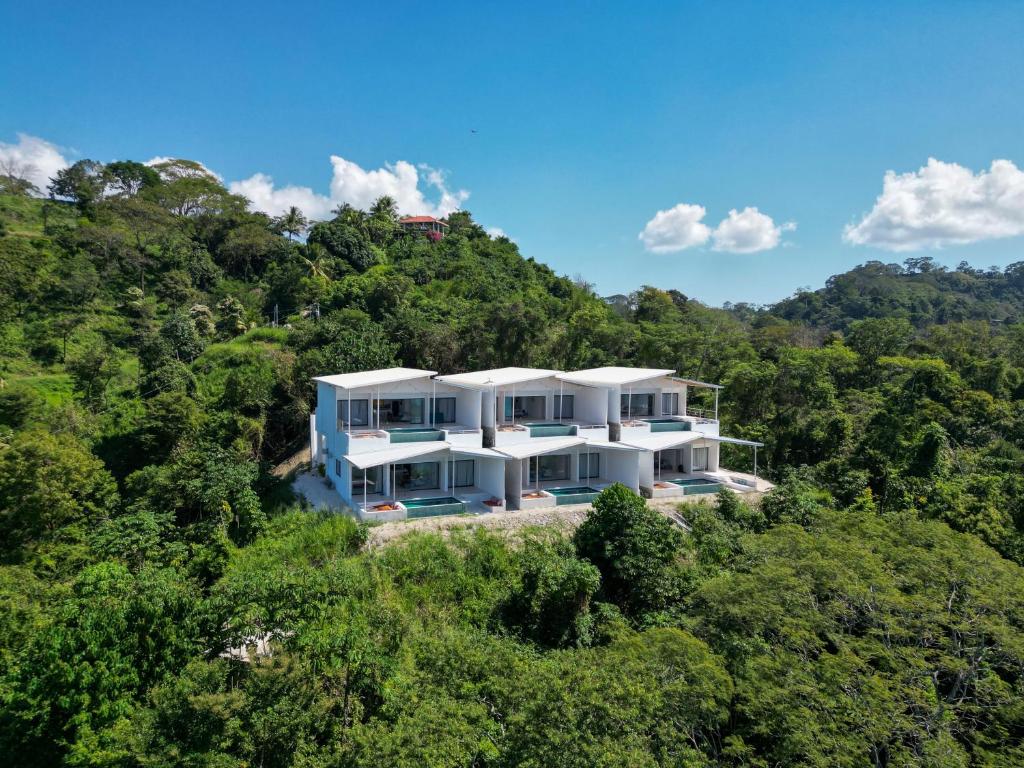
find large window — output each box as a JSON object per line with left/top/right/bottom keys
{"left": 580, "top": 452, "right": 600, "bottom": 479}
{"left": 528, "top": 454, "right": 570, "bottom": 483}
{"left": 433, "top": 397, "right": 456, "bottom": 424}
{"left": 352, "top": 466, "right": 381, "bottom": 496}
{"left": 620, "top": 393, "right": 654, "bottom": 418}
{"left": 394, "top": 461, "right": 439, "bottom": 491}
{"left": 553, "top": 393, "right": 574, "bottom": 420}
{"left": 691, "top": 447, "right": 709, "bottom": 472}
{"left": 662, "top": 392, "right": 680, "bottom": 416}
{"left": 377, "top": 398, "right": 424, "bottom": 426}
{"left": 449, "top": 459, "right": 474, "bottom": 488}
{"left": 504, "top": 395, "right": 545, "bottom": 421}
{"left": 339, "top": 398, "right": 369, "bottom": 428}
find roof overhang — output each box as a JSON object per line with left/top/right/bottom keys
{"left": 451, "top": 446, "right": 508, "bottom": 459}
{"left": 495, "top": 436, "right": 586, "bottom": 460}
{"left": 314, "top": 367, "right": 437, "bottom": 391}
{"left": 344, "top": 442, "right": 450, "bottom": 470}
{"left": 435, "top": 367, "right": 563, "bottom": 390}
{"left": 669, "top": 376, "right": 723, "bottom": 390}
{"left": 711, "top": 435, "right": 764, "bottom": 447}
{"left": 620, "top": 432, "right": 704, "bottom": 452}
{"left": 556, "top": 367, "right": 676, "bottom": 388}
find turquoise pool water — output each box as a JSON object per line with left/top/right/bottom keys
{"left": 527, "top": 422, "right": 575, "bottom": 437}
{"left": 548, "top": 486, "right": 600, "bottom": 505}
{"left": 643, "top": 418, "right": 691, "bottom": 433}
{"left": 663, "top": 478, "right": 721, "bottom": 495}
{"left": 386, "top": 427, "right": 444, "bottom": 443}
{"left": 402, "top": 496, "right": 466, "bottom": 518}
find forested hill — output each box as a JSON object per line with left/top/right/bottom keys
{"left": 764, "top": 257, "right": 1024, "bottom": 329}
{"left": 3, "top": 160, "right": 1024, "bottom": 765}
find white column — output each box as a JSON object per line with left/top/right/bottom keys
{"left": 714, "top": 389, "right": 719, "bottom": 420}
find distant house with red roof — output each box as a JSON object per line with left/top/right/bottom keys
{"left": 399, "top": 215, "right": 449, "bottom": 239}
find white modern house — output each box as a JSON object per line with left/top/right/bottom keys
{"left": 434, "top": 367, "right": 641, "bottom": 510}
{"left": 557, "top": 367, "right": 768, "bottom": 499}
{"left": 310, "top": 367, "right": 507, "bottom": 522}
{"left": 311, "top": 366, "right": 770, "bottom": 521}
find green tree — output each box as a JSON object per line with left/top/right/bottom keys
{"left": 573, "top": 484, "right": 684, "bottom": 617}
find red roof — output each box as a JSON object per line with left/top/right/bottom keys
{"left": 400, "top": 215, "right": 448, "bottom": 225}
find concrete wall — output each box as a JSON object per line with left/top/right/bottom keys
{"left": 504, "top": 459, "right": 524, "bottom": 509}
{"left": 477, "top": 457, "right": 505, "bottom": 499}
{"left": 601, "top": 448, "right": 641, "bottom": 492}
{"left": 638, "top": 451, "right": 655, "bottom": 490}
{"left": 574, "top": 385, "right": 607, "bottom": 424}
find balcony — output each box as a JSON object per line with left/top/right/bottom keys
{"left": 526, "top": 422, "right": 577, "bottom": 438}
{"left": 642, "top": 417, "right": 693, "bottom": 433}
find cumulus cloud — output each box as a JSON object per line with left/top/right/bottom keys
{"left": 638, "top": 203, "right": 711, "bottom": 253}
{"left": 712, "top": 207, "right": 795, "bottom": 253}
{"left": 0, "top": 133, "right": 70, "bottom": 193}
{"left": 844, "top": 158, "right": 1024, "bottom": 251}
{"left": 228, "top": 156, "right": 469, "bottom": 221}
{"left": 639, "top": 202, "right": 792, "bottom": 253}
{"left": 228, "top": 173, "right": 334, "bottom": 220}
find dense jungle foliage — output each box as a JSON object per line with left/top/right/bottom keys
{"left": 2, "top": 159, "right": 1024, "bottom": 765}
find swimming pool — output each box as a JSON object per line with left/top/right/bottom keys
{"left": 548, "top": 486, "right": 600, "bottom": 505}
{"left": 402, "top": 496, "right": 466, "bottom": 518}
{"left": 664, "top": 478, "right": 721, "bottom": 495}
{"left": 643, "top": 418, "right": 691, "bottom": 433}
{"left": 386, "top": 427, "right": 444, "bottom": 443}
{"left": 527, "top": 422, "right": 575, "bottom": 437}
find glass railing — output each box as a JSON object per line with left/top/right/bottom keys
{"left": 387, "top": 428, "right": 444, "bottom": 443}
{"left": 527, "top": 423, "right": 576, "bottom": 438}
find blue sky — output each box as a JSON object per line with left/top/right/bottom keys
{"left": 3, "top": 1, "right": 1024, "bottom": 305}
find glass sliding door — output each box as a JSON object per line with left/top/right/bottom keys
{"left": 580, "top": 452, "right": 600, "bottom": 479}
{"left": 339, "top": 399, "right": 369, "bottom": 428}
{"left": 432, "top": 397, "right": 456, "bottom": 424}
{"left": 394, "top": 462, "right": 440, "bottom": 492}
{"left": 352, "top": 466, "right": 381, "bottom": 496}
{"left": 691, "top": 447, "right": 709, "bottom": 472}
{"left": 449, "top": 459, "right": 474, "bottom": 488}
{"left": 662, "top": 392, "right": 679, "bottom": 416}
{"left": 528, "top": 454, "right": 571, "bottom": 484}
{"left": 620, "top": 393, "right": 654, "bottom": 418}
{"left": 377, "top": 398, "right": 425, "bottom": 426}
{"left": 503, "top": 395, "right": 546, "bottom": 422}
{"left": 553, "top": 394, "right": 574, "bottom": 420}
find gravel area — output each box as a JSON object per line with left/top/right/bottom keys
{"left": 363, "top": 497, "right": 737, "bottom": 548}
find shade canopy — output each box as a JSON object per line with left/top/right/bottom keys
{"left": 314, "top": 367, "right": 436, "bottom": 391}
{"left": 620, "top": 432, "right": 704, "bottom": 452}
{"left": 712, "top": 435, "right": 764, "bottom": 447}
{"left": 556, "top": 366, "right": 675, "bottom": 387}
{"left": 344, "top": 442, "right": 450, "bottom": 470}
{"left": 496, "top": 436, "right": 586, "bottom": 460}
{"left": 435, "top": 367, "right": 562, "bottom": 389}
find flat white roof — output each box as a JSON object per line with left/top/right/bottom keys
{"left": 669, "top": 376, "right": 722, "bottom": 390}
{"left": 344, "top": 442, "right": 450, "bottom": 470}
{"left": 313, "top": 367, "right": 437, "bottom": 391}
{"left": 556, "top": 366, "right": 676, "bottom": 387}
{"left": 621, "top": 432, "right": 704, "bottom": 452}
{"left": 713, "top": 435, "right": 764, "bottom": 447}
{"left": 435, "top": 366, "right": 562, "bottom": 389}
{"left": 495, "top": 436, "right": 585, "bottom": 460}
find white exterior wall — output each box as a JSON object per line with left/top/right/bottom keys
{"left": 600, "top": 449, "right": 641, "bottom": 492}
{"left": 638, "top": 451, "right": 655, "bottom": 490}
{"left": 477, "top": 458, "right": 505, "bottom": 499}
{"left": 574, "top": 386, "right": 607, "bottom": 425}
{"left": 505, "top": 459, "right": 523, "bottom": 508}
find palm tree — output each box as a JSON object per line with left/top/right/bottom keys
{"left": 300, "top": 243, "right": 331, "bottom": 280}
{"left": 276, "top": 206, "right": 308, "bottom": 240}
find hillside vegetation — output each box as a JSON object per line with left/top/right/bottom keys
{"left": 2, "top": 159, "right": 1024, "bottom": 765}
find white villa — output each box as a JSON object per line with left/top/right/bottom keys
{"left": 310, "top": 365, "right": 771, "bottom": 521}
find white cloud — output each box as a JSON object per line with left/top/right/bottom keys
{"left": 486, "top": 226, "right": 510, "bottom": 239}
{"left": 712, "top": 207, "right": 795, "bottom": 253}
{"left": 228, "top": 173, "right": 334, "bottom": 220}
{"left": 0, "top": 133, "right": 70, "bottom": 193}
{"left": 638, "top": 203, "right": 711, "bottom": 253}
{"left": 844, "top": 158, "right": 1024, "bottom": 251}
{"left": 228, "top": 156, "right": 470, "bottom": 221}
